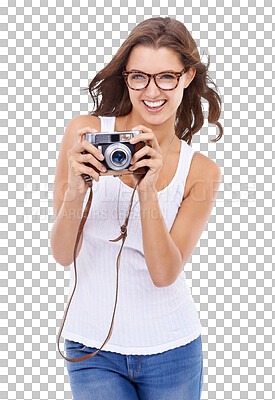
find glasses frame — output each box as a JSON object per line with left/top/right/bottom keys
{"left": 122, "top": 68, "right": 188, "bottom": 91}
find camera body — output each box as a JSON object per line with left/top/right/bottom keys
{"left": 83, "top": 130, "right": 150, "bottom": 177}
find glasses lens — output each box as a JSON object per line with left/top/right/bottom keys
{"left": 156, "top": 73, "right": 178, "bottom": 89}
{"left": 127, "top": 72, "right": 178, "bottom": 90}
{"left": 127, "top": 72, "right": 148, "bottom": 89}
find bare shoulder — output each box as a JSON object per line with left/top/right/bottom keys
{"left": 58, "top": 115, "right": 102, "bottom": 157}
{"left": 65, "top": 114, "right": 101, "bottom": 135}
{"left": 193, "top": 152, "right": 221, "bottom": 177}
{"left": 184, "top": 152, "right": 221, "bottom": 199}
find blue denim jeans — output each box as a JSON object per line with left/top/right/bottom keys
{"left": 65, "top": 335, "right": 204, "bottom": 400}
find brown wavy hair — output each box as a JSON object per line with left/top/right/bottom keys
{"left": 86, "top": 17, "right": 223, "bottom": 144}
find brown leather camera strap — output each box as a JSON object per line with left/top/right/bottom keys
{"left": 57, "top": 172, "right": 144, "bottom": 363}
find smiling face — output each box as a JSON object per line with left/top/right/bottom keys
{"left": 125, "top": 45, "right": 195, "bottom": 128}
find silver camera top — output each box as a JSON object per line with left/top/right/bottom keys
{"left": 85, "top": 130, "right": 142, "bottom": 144}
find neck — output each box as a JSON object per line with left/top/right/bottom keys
{"left": 125, "top": 112, "right": 178, "bottom": 149}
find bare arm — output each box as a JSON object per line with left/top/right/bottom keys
{"left": 50, "top": 115, "right": 104, "bottom": 266}
{"left": 50, "top": 188, "right": 87, "bottom": 267}
{"left": 138, "top": 188, "right": 183, "bottom": 287}
{"left": 138, "top": 156, "right": 221, "bottom": 287}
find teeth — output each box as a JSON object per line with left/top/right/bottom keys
{"left": 143, "top": 100, "right": 166, "bottom": 108}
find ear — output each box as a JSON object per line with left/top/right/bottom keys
{"left": 184, "top": 67, "right": 196, "bottom": 89}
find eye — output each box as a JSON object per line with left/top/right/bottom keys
{"left": 131, "top": 73, "right": 147, "bottom": 80}
{"left": 159, "top": 74, "right": 176, "bottom": 80}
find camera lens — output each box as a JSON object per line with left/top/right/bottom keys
{"left": 112, "top": 150, "right": 126, "bottom": 164}
{"left": 104, "top": 143, "right": 131, "bottom": 170}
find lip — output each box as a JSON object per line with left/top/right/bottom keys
{"left": 142, "top": 100, "right": 167, "bottom": 113}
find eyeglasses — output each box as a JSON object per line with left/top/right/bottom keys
{"left": 122, "top": 68, "right": 188, "bottom": 91}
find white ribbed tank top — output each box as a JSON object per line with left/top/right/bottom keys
{"left": 62, "top": 116, "right": 202, "bottom": 355}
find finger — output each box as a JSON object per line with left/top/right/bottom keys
{"left": 71, "top": 159, "right": 101, "bottom": 182}
{"left": 130, "top": 132, "right": 159, "bottom": 149}
{"left": 131, "top": 125, "right": 152, "bottom": 133}
{"left": 75, "top": 152, "right": 107, "bottom": 172}
{"left": 74, "top": 140, "right": 105, "bottom": 161}
{"left": 130, "top": 146, "right": 160, "bottom": 165}
{"left": 129, "top": 158, "right": 162, "bottom": 171}
{"left": 130, "top": 132, "right": 154, "bottom": 144}
{"left": 74, "top": 127, "right": 98, "bottom": 146}
{"left": 131, "top": 125, "right": 160, "bottom": 149}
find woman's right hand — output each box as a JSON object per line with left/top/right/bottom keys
{"left": 67, "top": 127, "right": 107, "bottom": 196}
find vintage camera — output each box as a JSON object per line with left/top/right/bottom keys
{"left": 83, "top": 130, "right": 150, "bottom": 177}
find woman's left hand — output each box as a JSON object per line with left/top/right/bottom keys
{"left": 128, "top": 125, "right": 162, "bottom": 192}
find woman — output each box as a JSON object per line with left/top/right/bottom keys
{"left": 51, "top": 16, "right": 223, "bottom": 400}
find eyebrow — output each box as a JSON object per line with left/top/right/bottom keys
{"left": 128, "top": 69, "right": 179, "bottom": 74}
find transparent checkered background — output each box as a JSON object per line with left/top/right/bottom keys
{"left": 1, "top": 0, "right": 274, "bottom": 399}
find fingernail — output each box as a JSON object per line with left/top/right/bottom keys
{"left": 91, "top": 128, "right": 98, "bottom": 132}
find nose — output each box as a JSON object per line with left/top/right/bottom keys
{"left": 144, "top": 77, "right": 162, "bottom": 97}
